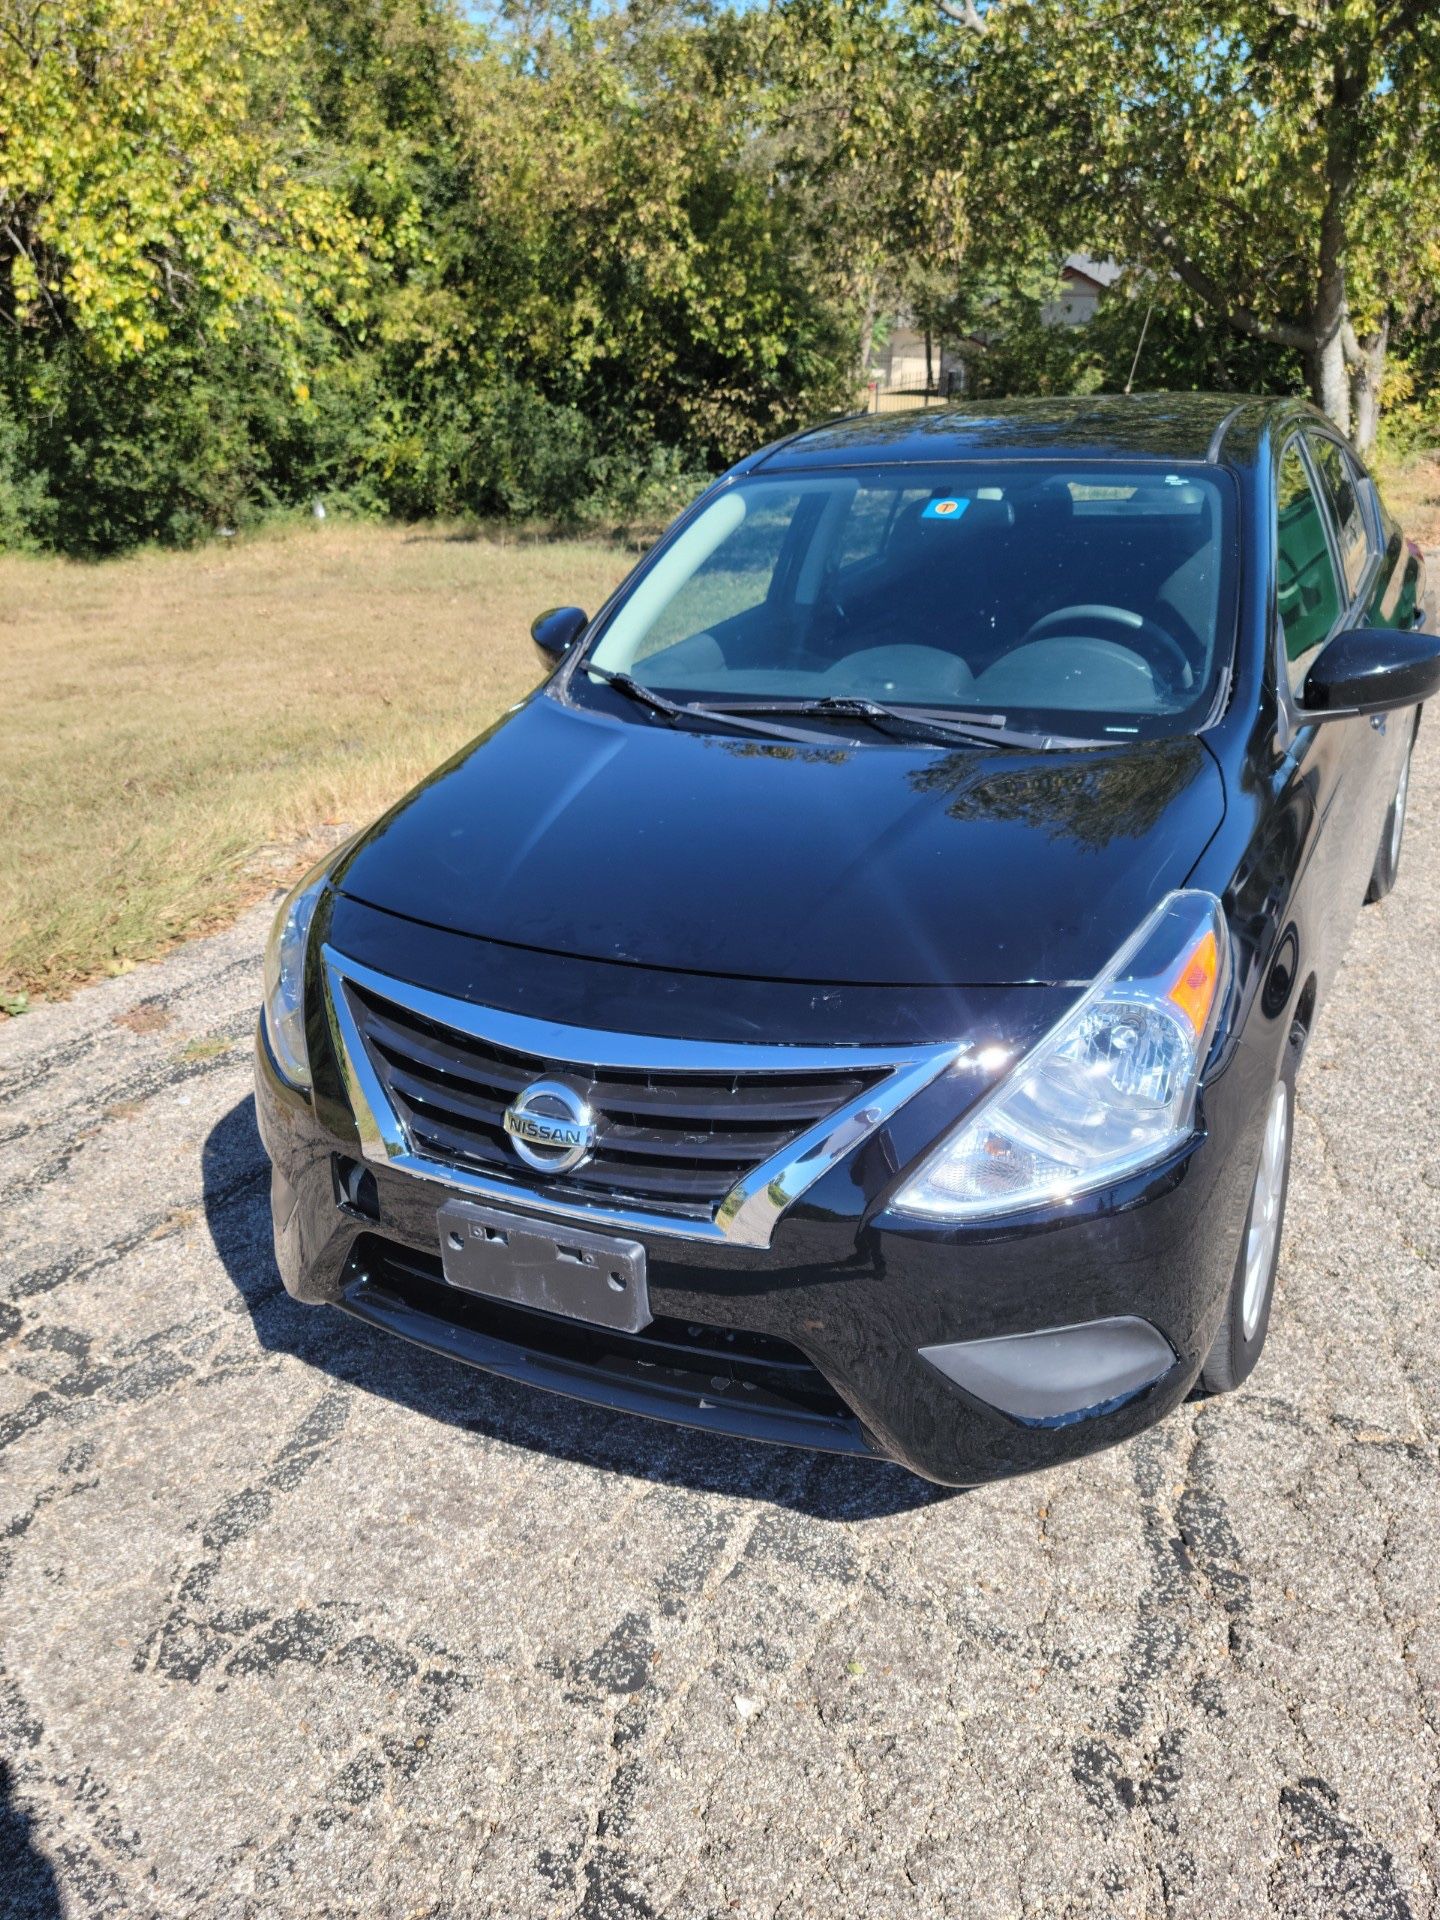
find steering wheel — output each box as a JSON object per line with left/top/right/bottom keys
{"left": 1024, "top": 604, "right": 1194, "bottom": 693}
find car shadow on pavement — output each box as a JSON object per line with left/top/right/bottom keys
{"left": 203, "top": 1096, "right": 953, "bottom": 1521}
{"left": 1, "top": 1760, "right": 63, "bottom": 1920}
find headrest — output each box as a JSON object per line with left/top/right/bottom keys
{"left": 889, "top": 493, "right": 1016, "bottom": 560}
{"left": 961, "top": 497, "right": 1017, "bottom": 532}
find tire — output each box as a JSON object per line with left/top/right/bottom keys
{"left": 1199, "top": 1039, "right": 1298, "bottom": 1394}
{"left": 1365, "top": 738, "right": 1413, "bottom": 903}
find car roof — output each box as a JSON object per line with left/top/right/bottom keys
{"left": 747, "top": 392, "right": 1310, "bottom": 474}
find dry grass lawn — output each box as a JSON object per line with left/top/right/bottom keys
{"left": 1375, "top": 448, "right": 1440, "bottom": 551}
{"left": 0, "top": 520, "right": 634, "bottom": 1000}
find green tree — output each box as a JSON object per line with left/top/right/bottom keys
{"left": 758, "top": 0, "right": 964, "bottom": 386}
{"left": 940, "top": 0, "right": 1440, "bottom": 449}
{"left": 449, "top": 0, "right": 857, "bottom": 467}
{"left": 293, "top": 0, "right": 862, "bottom": 515}
{"left": 0, "top": 0, "right": 368, "bottom": 363}
{"left": 0, "top": 0, "right": 372, "bottom": 547}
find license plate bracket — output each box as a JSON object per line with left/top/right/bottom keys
{"left": 437, "top": 1199, "right": 651, "bottom": 1334}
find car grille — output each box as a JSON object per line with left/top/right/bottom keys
{"left": 343, "top": 979, "right": 886, "bottom": 1217}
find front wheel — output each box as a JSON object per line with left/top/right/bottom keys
{"left": 1366, "top": 741, "right": 1413, "bottom": 903}
{"left": 1199, "top": 1052, "right": 1296, "bottom": 1394}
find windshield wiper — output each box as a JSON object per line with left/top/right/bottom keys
{"left": 699, "top": 695, "right": 1098, "bottom": 751}
{"left": 906, "top": 705, "right": 1104, "bottom": 751}
{"left": 580, "top": 668, "right": 845, "bottom": 746}
{"left": 584, "top": 667, "right": 688, "bottom": 724}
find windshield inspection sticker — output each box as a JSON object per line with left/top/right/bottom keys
{"left": 922, "top": 496, "right": 970, "bottom": 521}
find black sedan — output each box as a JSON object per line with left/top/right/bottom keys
{"left": 254, "top": 395, "right": 1439, "bottom": 1487}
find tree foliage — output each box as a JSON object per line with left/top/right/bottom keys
{"left": 0, "top": 0, "right": 377, "bottom": 545}
{"left": 2, "top": 0, "right": 1439, "bottom": 552}
{"left": 0, "top": 0, "right": 886, "bottom": 549}
{"left": 944, "top": 0, "right": 1440, "bottom": 449}
{"left": 0, "top": 0, "right": 370, "bottom": 360}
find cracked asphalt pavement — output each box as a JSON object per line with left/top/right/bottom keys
{"left": 3, "top": 732, "right": 1440, "bottom": 1920}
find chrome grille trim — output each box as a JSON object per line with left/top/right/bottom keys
{"left": 321, "top": 945, "right": 967, "bottom": 1248}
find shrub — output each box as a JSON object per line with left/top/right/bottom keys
{"left": 0, "top": 392, "right": 53, "bottom": 551}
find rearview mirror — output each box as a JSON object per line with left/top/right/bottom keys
{"left": 531, "top": 605, "right": 588, "bottom": 669}
{"left": 1301, "top": 625, "right": 1440, "bottom": 719}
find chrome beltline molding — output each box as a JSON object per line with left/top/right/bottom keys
{"left": 321, "top": 945, "right": 968, "bottom": 1249}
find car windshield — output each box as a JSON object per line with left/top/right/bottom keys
{"left": 579, "top": 463, "right": 1237, "bottom": 740}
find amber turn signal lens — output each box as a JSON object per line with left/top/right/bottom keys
{"left": 1167, "top": 929, "right": 1219, "bottom": 1035}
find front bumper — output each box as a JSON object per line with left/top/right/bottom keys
{"left": 255, "top": 988, "right": 1262, "bottom": 1487}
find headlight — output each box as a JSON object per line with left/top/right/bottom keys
{"left": 261, "top": 860, "right": 330, "bottom": 1090}
{"left": 892, "top": 890, "right": 1229, "bottom": 1220}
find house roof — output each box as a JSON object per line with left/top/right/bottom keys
{"left": 1061, "top": 253, "right": 1124, "bottom": 292}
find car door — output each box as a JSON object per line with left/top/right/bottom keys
{"left": 1272, "top": 436, "right": 1377, "bottom": 973}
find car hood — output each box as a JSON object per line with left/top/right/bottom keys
{"left": 334, "top": 694, "right": 1226, "bottom": 987}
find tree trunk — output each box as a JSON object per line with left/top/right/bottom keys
{"left": 1348, "top": 318, "right": 1389, "bottom": 457}
{"left": 1309, "top": 56, "right": 1362, "bottom": 437}
{"left": 1310, "top": 244, "right": 1352, "bottom": 434}
{"left": 1309, "top": 328, "right": 1351, "bottom": 438}
{"left": 924, "top": 321, "right": 934, "bottom": 394}
{"left": 856, "top": 277, "right": 880, "bottom": 388}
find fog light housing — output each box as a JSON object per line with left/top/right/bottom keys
{"left": 333, "top": 1155, "right": 380, "bottom": 1221}
{"left": 920, "top": 1316, "right": 1176, "bottom": 1428}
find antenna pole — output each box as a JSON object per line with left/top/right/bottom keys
{"left": 1124, "top": 298, "right": 1156, "bottom": 395}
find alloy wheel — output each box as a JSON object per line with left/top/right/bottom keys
{"left": 1241, "top": 1081, "right": 1289, "bottom": 1340}
{"left": 1390, "top": 752, "right": 1412, "bottom": 873}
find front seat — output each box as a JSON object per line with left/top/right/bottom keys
{"left": 823, "top": 642, "right": 978, "bottom": 701}
{"left": 973, "top": 636, "right": 1161, "bottom": 710}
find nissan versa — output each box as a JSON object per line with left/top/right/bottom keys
{"left": 255, "top": 395, "right": 1439, "bottom": 1487}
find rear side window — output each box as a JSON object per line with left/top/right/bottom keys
{"left": 1306, "top": 433, "right": 1374, "bottom": 601}
{"left": 1276, "top": 444, "right": 1343, "bottom": 696}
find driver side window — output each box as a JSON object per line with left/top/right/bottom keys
{"left": 1276, "top": 443, "right": 1343, "bottom": 699}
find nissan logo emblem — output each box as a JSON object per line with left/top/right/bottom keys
{"left": 502, "top": 1079, "right": 596, "bottom": 1175}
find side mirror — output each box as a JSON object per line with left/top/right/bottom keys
{"left": 1301, "top": 625, "right": 1440, "bottom": 719}
{"left": 531, "top": 605, "right": 588, "bottom": 670}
